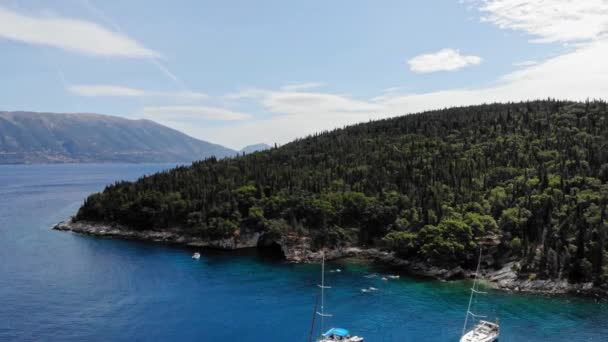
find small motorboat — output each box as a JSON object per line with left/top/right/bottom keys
{"left": 192, "top": 252, "right": 201, "bottom": 259}
{"left": 387, "top": 275, "right": 400, "bottom": 279}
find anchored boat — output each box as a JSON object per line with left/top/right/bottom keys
{"left": 461, "top": 320, "right": 499, "bottom": 342}
{"left": 320, "top": 328, "right": 363, "bottom": 342}
{"left": 310, "top": 253, "right": 364, "bottom": 342}
{"left": 460, "top": 249, "right": 499, "bottom": 342}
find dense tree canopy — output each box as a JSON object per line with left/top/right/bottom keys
{"left": 77, "top": 100, "right": 608, "bottom": 284}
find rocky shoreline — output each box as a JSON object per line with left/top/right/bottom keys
{"left": 53, "top": 219, "right": 606, "bottom": 299}
{"left": 53, "top": 219, "right": 263, "bottom": 250}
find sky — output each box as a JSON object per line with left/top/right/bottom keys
{"left": 1, "top": 0, "right": 608, "bottom": 150}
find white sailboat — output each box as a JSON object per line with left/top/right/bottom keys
{"left": 460, "top": 249, "right": 499, "bottom": 342}
{"left": 313, "top": 253, "right": 364, "bottom": 342}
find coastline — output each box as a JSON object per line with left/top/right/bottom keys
{"left": 53, "top": 219, "right": 606, "bottom": 299}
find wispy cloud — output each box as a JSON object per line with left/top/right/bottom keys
{"left": 142, "top": 106, "right": 252, "bottom": 121}
{"left": 195, "top": 41, "right": 608, "bottom": 147}
{"left": 513, "top": 60, "right": 537, "bottom": 67}
{"left": 150, "top": 0, "right": 608, "bottom": 148}
{"left": 76, "top": 0, "right": 190, "bottom": 91}
{"left": 68, "top": 84, "right": 208, "bottom": 100}
{"left": 408, "top": 48, "right": 482, "bottom": 73}
{"left": 68, "top": 85, "right": 145, "bottom": 97}
{"left": 479, "top": 0, "right": 608, "bottom": 43}
{"left": 0, "top": 5, "right": 158, "bottom": 58}
{"left": 280, "top": 82, "right": 325, "bottom": 91}
{"left": 19, "top": 0, "right": 606, "bottom": 151}
{"left": 223, "top": 88, "right": 267, "bottom": 100}
{"left": 224, "top": 83, "right": 326, "bottom": 100}
{"left": 262, "top": 91, "right": 382, "bottom": 116}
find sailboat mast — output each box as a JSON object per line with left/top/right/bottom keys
{"left": 315, "top": 251, "right": 332, "bottom": 339}
{"left": 320, "top": 252, "right": 325, "bottom": 334}
{"left": 462, "top": 248, "right": 483, "bottom": 336}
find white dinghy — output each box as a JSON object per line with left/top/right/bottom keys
{"left": 460, "top": 249, "right": 499, "bottom": 342}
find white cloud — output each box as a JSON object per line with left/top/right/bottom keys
{"left": 157, "top": 89, "right": 388, "bottom": 149}
{"left": 68, "top": 85, "right": 145, "bottom": 97}
{"left": 262, "top": 91, "right": 383, "bottom": 115}
{"left": 0, "top": 5, "right": 157, "bottom": 58}
{"left": 224, "top": 83, "right": 326, "bottom": 100}
{"left": 379, "top": 40, "right": 608, "bottom": 114}
{"left": 142, "top": 106, "right": 251, "bottom": 121}
{"left": 223, "top": 88, "right": 267, "bottom": 100}
{"left": 192, "top": 37, "right": 608, "bottom": 148}
{"left": 479, "top": 0, "right": 608, "bottom": 43}
{"left": 408, "top": 48, "right": 482, "bottom": 73}
{"left": 280, "top": 82, "right": 325, "bottom": 91}
{"left": 513, "top": 60, "right": 537, "bottom": 67}
{"left": 68, "top": 84, "right": 208, "bottom": 99}
{"left": 71, "top": 0, "right": 606, "bottom": 150}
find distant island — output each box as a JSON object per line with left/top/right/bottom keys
{"left": 56, "top": 100, "right": 608, "bottom": 297}
{"left": 0, "top": 111, "right": 236, "bottom": 164}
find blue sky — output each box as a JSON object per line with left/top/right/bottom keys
{"left": 1, "top": 0, "right": 607, "bottom": 149}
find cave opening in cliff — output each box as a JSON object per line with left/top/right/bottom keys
{"left": 256, "top": 235, "right": 285, "bottom": 260}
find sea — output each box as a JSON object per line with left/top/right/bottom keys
{"left": 1, "top": 163, "right": 607, "bottom": 341}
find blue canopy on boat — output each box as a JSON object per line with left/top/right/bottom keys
{"left": 323, "top": 328, "right": 349, "bottom": 337}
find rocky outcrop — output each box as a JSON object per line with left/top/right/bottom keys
{"left": 483, "top": 262, "right": 604, "bottom": 297}
{"left": 53, "top": 219, "right": 261, "bottom": 250}
{"left": 280, "top": 245, "right": 607, "bottom": 297}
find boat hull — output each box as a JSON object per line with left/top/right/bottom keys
{"left": 460, "top": 320, "right": 499, "bottom": 342}
{"left": 460, "top": 329, "right": 499, "bottom": 342}
{"left": 460, "top": 333, "right": 498, "bottom": 342}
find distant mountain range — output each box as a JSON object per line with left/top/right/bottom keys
{"left": 239, "top": 143, "right": 272, "bottom": 154}
{"left": 0, "top": 111, "right": 237, "bottom": 164}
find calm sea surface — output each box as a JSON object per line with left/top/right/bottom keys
{"left": 1, "top": 163, "right": 607, "bottom": 341}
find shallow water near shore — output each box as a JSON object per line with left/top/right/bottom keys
{"left": 1, "top": 163, "right": 607, "bottom": 341}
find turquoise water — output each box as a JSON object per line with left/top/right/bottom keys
{"left": 1, "top": 163, "right": 607, "bottom": 341}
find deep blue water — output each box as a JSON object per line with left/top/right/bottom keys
{"left": 1, "top": 163, "right": 607, "bottom": 341}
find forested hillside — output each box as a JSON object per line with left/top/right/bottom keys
{"left": 0, "top": 111, "right": 235, "bottom": 163}
{"left": 76, "top": 100, "right": 608, "bottom": 285}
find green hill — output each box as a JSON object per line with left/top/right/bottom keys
{"left": 76, "top": 100, "right": 608, "bottom": 285}
{"left": 0, "top": 111, "right": 235, "bottom": 164}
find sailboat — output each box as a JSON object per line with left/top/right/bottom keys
{"left": 311, "top": 252, "right": 364, "bottom": 342}
{"left": 460, "top": 249, "right": 499, "bottom": 342}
